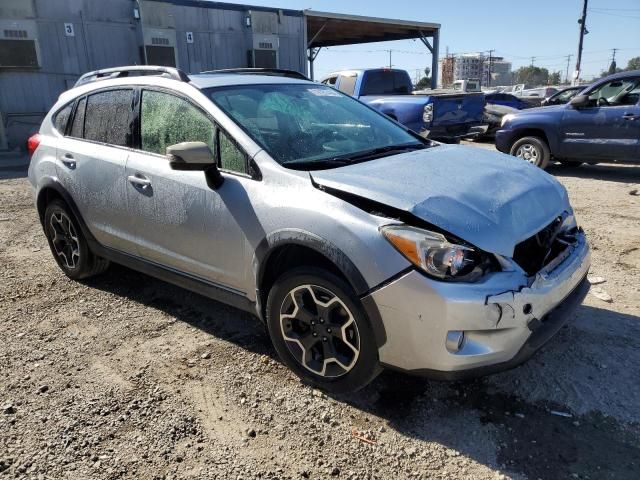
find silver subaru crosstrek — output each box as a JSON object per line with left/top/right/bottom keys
{"left": 28, "top": 66, "right": 591, "bottom": 393}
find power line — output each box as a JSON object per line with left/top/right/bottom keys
{"left": 589, "top": 7, "right": 640, "bottom": 11}
{"left": 588, "top": 10, "right": 640, "bottom": 19}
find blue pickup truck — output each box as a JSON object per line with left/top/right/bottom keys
{"left": 496, "top": 70, "right": 640, "bottom": 169}
{"left": 321, "top": 69, "right": 486, "bottom": 142}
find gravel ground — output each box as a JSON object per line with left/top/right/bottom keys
{"left": 1, "top": 152, "right": 639, "bottom": 480}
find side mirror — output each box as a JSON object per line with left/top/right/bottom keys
{"left": 569, "top": 94, "right": 588, "bottom": 108}
{"left": 167, "top": 141, "right": 224, "bottom": 189}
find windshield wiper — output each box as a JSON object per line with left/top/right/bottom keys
{"left": 331, "top": 143, "right": 426, "bottom": 163}
{"left": 281, "top": 143, "right": 426, "bottom": 170}
{"left": 281, "top": 158, "right": 354, "bottom": 170}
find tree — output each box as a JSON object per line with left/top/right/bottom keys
{"left": 548, "top": 71, "right": 562, "bottom": 85}
{"left": 599, "top": 57, "right": 640, "bottom": 78}
{"left": 514, "top": 66, "right": 549, "bottom": 87}
{"left": 415, "top": 67, "right": 431, "bottom": 89}
{"left": 627, "top": 57, "right": 640, "bottom": 71}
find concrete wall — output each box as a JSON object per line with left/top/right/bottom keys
{"left": 0, "top": 0, "right": 306, "bottom": 150}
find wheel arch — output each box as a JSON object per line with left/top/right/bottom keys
{"left": 254, "top": 230, "right": 387, "bottom": 347}
{"left": 507, "top": 126, "right": 558, "bottom": 155}
{"left": 36, "top": 179, "right": 96, "bottom": 245}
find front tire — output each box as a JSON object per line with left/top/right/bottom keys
{"left": 266, "top": 267, "right": 381, "bottom": 394}
{"left": 510, "top": 136, "right": 551, "bottom": 169}
{"left": 43, "top": 199, "right": 109, "bottom": 280}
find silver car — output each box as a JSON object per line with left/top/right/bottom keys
{"left": 28, "top": 66, "right": 591, "bottom": 393}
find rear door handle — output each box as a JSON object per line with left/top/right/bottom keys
{"left": 127, "top": 174, "right": 152, "bottom": 189}
{"left": 60, "top": 153, "right": 76, "bottom": 169}
{"left": 622, "top": 113, "right": 638, "bottom": 120}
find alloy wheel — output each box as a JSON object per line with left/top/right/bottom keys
{"left": 515, "top": 143, "right": 539, "bottom": 164}
{"left": 279, "top": 284, "right": 360, "bottom": 378}
{"left": 49, "top": 212, "right": 80, "bottom": 269}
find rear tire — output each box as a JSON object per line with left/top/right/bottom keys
{"left": 266, "top": 267, "right": 381, "bottom": 394}
{"left": 43, "top": 199, "right": 109, "bottom": 280}
{"left": 509, "top": 136, "right": 550, "bottom": 169}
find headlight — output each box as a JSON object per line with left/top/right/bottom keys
{"left": 423, "top": 103, "right": 433, "bottom": 123}
{"left": 501, "top": 113, "right": 515, "bottom": 127}
{"left": 381, "top": 225, "right": 491, "bottom": 281}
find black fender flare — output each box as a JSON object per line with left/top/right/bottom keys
{"left": 254, "top": 229, "right": 387, "bottom": 347}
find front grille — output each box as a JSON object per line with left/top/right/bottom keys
{"left": 513, "top": 216, "right": 575, "bottom": 276}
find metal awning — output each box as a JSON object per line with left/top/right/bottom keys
{"left": 305, "top": 10, "right": 440, "bottom": 48}
{"left": 304, "top": 10, "right": 440, "bottom": 87}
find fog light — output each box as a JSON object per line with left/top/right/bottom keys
{"left": 446, "top": 331, "right": 465, "bottom": 353}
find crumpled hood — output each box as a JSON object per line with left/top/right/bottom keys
{"left": 311, "top": 145, "right": 570, "bottom": 257}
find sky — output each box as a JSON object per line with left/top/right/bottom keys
{"left": 214, "top": 0, "right": 640, "bottom": 82}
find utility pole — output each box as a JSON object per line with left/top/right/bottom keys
{"left": 574, "top": 0, "right": 588, "bottom": 85}
{"left": 387, "top": 49, "right": 392, "bottom": 69}
{"left": 606, "top": 48, "right": 619, "bottom": 74}
{"left": 530, "top": 56, "right": 536, "bottom": 67}
{"left": 565, "top": 54, "right": 573, "bottom": 84}
{"left": 486, "top": 49, "right": 495, "bottom": 88}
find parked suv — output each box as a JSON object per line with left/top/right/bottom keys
{"left": 497, "top": 70, "right": 640, "bottom": 168}
{"left": 29, "top": 66, "right": 590, "bottom": 393}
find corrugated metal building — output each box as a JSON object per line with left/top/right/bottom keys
{"left": 0, "top": 0, "right": 306, "bottom": 149}
{"left": 0, "top": 0, "right": 440, "bottom": 150}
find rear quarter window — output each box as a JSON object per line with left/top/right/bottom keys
{"left": 53, "top": 103, "right": 73, "bottom": 134}
{"left": 84, "top": 90, "right": 133, "bottom": 147}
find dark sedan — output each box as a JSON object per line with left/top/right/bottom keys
{"left": 541, "top": 85, "right": 588, "bottom": 106}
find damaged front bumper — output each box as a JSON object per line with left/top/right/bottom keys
{"left": 366, "top": 232, "right": 590, "bottom": 378}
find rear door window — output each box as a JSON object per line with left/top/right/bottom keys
{"left": 84, "top": 90, "right": 133, "bottom": 147}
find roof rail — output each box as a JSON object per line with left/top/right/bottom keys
{"left": 74, "top": 66, "right": 190, "bottom": 87}
{"left": 199, "top": 68, "right": 309, "bottom": 80}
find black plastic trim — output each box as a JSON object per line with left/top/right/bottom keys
{"left": 36, "top": 179, "right": 255, "bottom": 315}
{"left": 91, "top": 244, "right": 256, "bottom": 315}
{"left": 254, "top": 230, "right": 387, "bottom": 347}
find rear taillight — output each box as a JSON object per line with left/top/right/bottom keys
{"left": 27, "top": 133, "right": 41, "bottom": 158}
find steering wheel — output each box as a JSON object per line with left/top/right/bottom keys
{"left": 597, "top": 97, "right": 610, "bottom": 107}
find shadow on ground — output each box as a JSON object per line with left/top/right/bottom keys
{"left": 548, "top": 162, "right": 640, "bottom": 184}
{"left": 84, "top": 264, "right": 640, "bottom": 480}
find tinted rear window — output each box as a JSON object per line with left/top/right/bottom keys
{"left": 361, "top": 71, "right": 412, "bottom": 95}
{"left": 84, "top": 90, "right": 133, "bottom": 146}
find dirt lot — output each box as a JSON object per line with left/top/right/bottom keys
{"left": 1, "top": 151, "right": 639, "bottom": 480}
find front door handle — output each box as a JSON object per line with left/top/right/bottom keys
{"left": 622, "top": 113, "right": 638, "bottom": 120}
{"left": 127, "top": 175, "right": 152, "bottom": 189}
{"left": 60, "top": 153, "right": 76, "bottom": 169}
